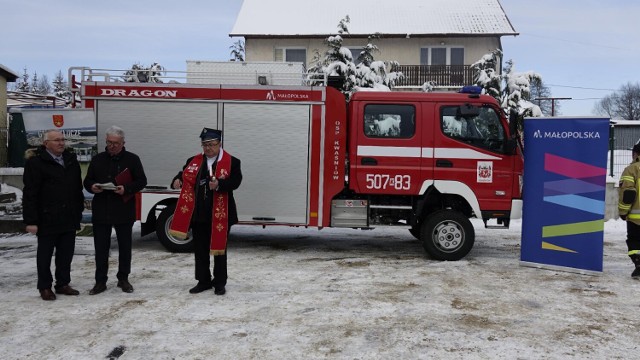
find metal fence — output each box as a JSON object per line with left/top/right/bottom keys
{"left": 609, "top": 123, "right": 640, "bottom": 179}
{"left": 394, "top": 65, "right": 475, "bottom": 88}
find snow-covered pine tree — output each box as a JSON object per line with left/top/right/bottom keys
{"left": 30, "top": 72, "right": 41, "bottom": 94}
{"left": 356, "top": 35, "right": 379, "bottom": 67}
{"left": 123, "top": 63, "right": 165, "bottom": 83}
{"left": 308, "top": 17, "right": 403, "bottom": 97}
{"left": 230, "top": 40, "right": 245, "bottom": 62}
{"left": 52, "top": 71, "right": 66, "bottom": 96}
{"left": 15, "top": 68, "right": 30, "bottom": 92}
{"left": 354, "top": 35, "right": 380, "bottom": 89}
{"left": 322, "top": 16, "right": 357, "bottom": 94}
{"left": 306, "top": 49, "right": 326, "bottom": 85}
{"left": 53, "top": 70, "right": 72, "bottom": 106}
{"left": 471, "top": 49, "right": 502, "bottom": 100}
{"left": 502, "top": 59, "right": 542, "bottom": 119}
{"left": 353, "top": 34, "right": 403, "bottom": 90}
{"left": 472, "top": 50, "right": 542, "bottom": 139}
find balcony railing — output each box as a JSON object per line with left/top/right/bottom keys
{"left": 394, "top": 65, "right": 477, "bottom": 88}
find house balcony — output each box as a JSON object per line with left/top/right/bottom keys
{"left": 393, "top": 65, "right": 478, "bottom": 89}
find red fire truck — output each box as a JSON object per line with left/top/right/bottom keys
{"left": 71, "top": 67, "right": 523, "bottom": 260}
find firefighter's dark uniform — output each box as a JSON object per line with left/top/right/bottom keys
{"left": 617, "top": 148, "right": 640, "bottom": 278}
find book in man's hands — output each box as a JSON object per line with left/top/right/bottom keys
{"left": 95, "top": 169, "right": 134, "bottom": 202}
{"left": 115, "top": 168, "right": 134, "bottom": 203}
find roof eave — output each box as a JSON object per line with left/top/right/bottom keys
{"left": 0, "top": 64, "right": 19, "bottom": 82}
{"left": 232, "top": 32, "right": 519, "bottom": 38}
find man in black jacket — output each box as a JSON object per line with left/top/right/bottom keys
{"left": 171, "top": 128, "right": 242, "bottom": 296}
{"left": 23, "top": 129, "right": 85, "bottom": 301}
{"left": 84, "top": 126, "right": 147, "bottom": 294}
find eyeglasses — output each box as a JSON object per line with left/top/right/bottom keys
{"left": 106, "top": 141, "right": 123, "bottom": 146}
{"left": 46, "top": 138, "right": 65, "bottom": 142}
{"left": 201, "top": 142, "right": 220, "bottom": 148}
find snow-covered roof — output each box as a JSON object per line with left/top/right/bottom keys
{"left": 0, "top": 64, "right": 19, "bottom": 82}
{"left": 231, "top": 0, "right": 517, "bottom": 37}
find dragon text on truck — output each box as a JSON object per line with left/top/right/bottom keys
{"left": 77, "top": 77, "right": 523, "bottom": 261}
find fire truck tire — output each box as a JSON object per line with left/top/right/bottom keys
{"left": 156, "top": 203, "right": 194, "bottom": 253}
{"left": 421, "top": 210, "right": 474, "bottom": 261}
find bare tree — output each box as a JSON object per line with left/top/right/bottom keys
{"left": 594, "top": 94, "right": 615, "bottom": 118}
{"left": 595, "top": 82, "right": 640, "bottom": 120}
{"left": 530, "top": 78, "right": 556, "bottom": 116}
{"left": 615, "top": 83, "right": 640, "bottom": 120}
{"left": 37, "top": 74, "right": 52, "bottom": 95}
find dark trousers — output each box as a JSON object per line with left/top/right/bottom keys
{"left": 627, "top": 221, "right": 640, "bottom": 254}
{"left": 93, "top": 223, "right": 133, "bottom": 284}
{"left": 36, "top": 231, "right": 76, "bottom": 290}
{"left": 192, "top": 222, "right": 227, "bottom": 289}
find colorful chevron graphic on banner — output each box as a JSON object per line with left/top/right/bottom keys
{"left": 541, "top": 153, "right": 606, "bottom": 251}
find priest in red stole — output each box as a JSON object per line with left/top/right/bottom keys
{"left": 170, "top": 128, "right": 242, "bottom": 296}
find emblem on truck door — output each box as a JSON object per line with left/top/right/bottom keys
{"left": 477, "top": 161, "right": 493, "bottom": 183}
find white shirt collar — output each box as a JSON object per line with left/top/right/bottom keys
{"left": 205, "top": 148, "right": 224, "bottom": 162}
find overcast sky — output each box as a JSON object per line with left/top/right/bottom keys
{"left": 2, "top": 0, "right": 638, "bottom": 116}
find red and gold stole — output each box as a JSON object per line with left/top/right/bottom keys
{"left": 169, "top": 151, "right": 232, "bottom": 255}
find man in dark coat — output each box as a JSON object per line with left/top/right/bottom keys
{"left": 84, "top": 126, "right": 147, "bottom": 294}
{"left": 23, "top": 129, "right": 85, "bottom": 301}
{"left": 171, "top": 128, "right": 242, "bottom": 296}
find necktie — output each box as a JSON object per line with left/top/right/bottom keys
{"left": 56, "top": 157, "right": 64, "bottom": 167}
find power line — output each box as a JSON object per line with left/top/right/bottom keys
{"left": 534, "top": 97, "right": 571, "bottom": 116}
{"left": 547, "top": 84, "right": 616, "bottom": 91}
{"left": 520, "top": 33, "right": 629, "bottom": 51}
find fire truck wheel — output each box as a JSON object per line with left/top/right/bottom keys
{"left": 156, "top": 203, "right": 194, "bottom": 252}
{"left": 421, "top": 210, "right": 475, "bottom": 261}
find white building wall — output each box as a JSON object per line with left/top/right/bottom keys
{"left": 245, "top": 37, "right": 502, "bottom": 66}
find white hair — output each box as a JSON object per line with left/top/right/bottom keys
{"left": 105, "top": 125, "right": 125, "bottom": 140}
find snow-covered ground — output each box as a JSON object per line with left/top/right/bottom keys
{"left": 0, "top": 217, "right": 639, "bottom": 359}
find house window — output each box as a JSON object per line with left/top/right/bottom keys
{"left": 364, "top": 104, "right": 415, "bottom": 138}
{"left": 451, "top": 48, "right": 464, "bottom": 65}
{"left": 275, "top": 48, "right": 307, "bottom": 63}
{"left": 432, "top": 48, "right": 446, "bottom": 65}
{"left": 420, "top": 47, "right": 465, "bottom": 65}
{"left": 348, "top": 48, "right": 363, "bottom": 65}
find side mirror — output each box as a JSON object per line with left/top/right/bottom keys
{"left": 508, "top": 110, "right": 518, "bottom": 138}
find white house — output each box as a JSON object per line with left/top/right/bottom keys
{"left": 230, "top": 0, "right": 518, "bottom": 89}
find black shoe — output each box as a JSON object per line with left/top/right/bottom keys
{"left": 214, "top": 287, "right": 226, "bottom": 296}
{"left": 117, "top": 280, "right": 134, "bottom": 293}
{"left": 632, "top": 267, "right": 640, "bottom": 279}
{"left": 55, "top": 285, "right": 80, "bottom": 296}
{"left": 39, "top": 288, "right": 56, "bottom": 301}
{"left": 89, "top": 283, "right": 107, "bottom": 295}
{"left": 189, "top": 282, "right": 213, "bottom": 294}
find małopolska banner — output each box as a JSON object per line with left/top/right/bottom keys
{"left": 521, "top": 117, "right": 609, "bottom": 273}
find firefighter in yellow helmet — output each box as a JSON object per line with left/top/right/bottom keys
{"left": 618, "top": 143, "right": 640, "bottom": 279}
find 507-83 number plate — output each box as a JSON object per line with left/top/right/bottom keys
{"left": 365, "top": 174, "right": 411, "bottom": 190}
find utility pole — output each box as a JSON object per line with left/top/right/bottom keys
{"left": 534, "top": 97, "right": 572, "bottom": 116}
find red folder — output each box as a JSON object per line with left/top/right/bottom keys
{"left": 115, "top": 168, "right": 134, "bottom": 203}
